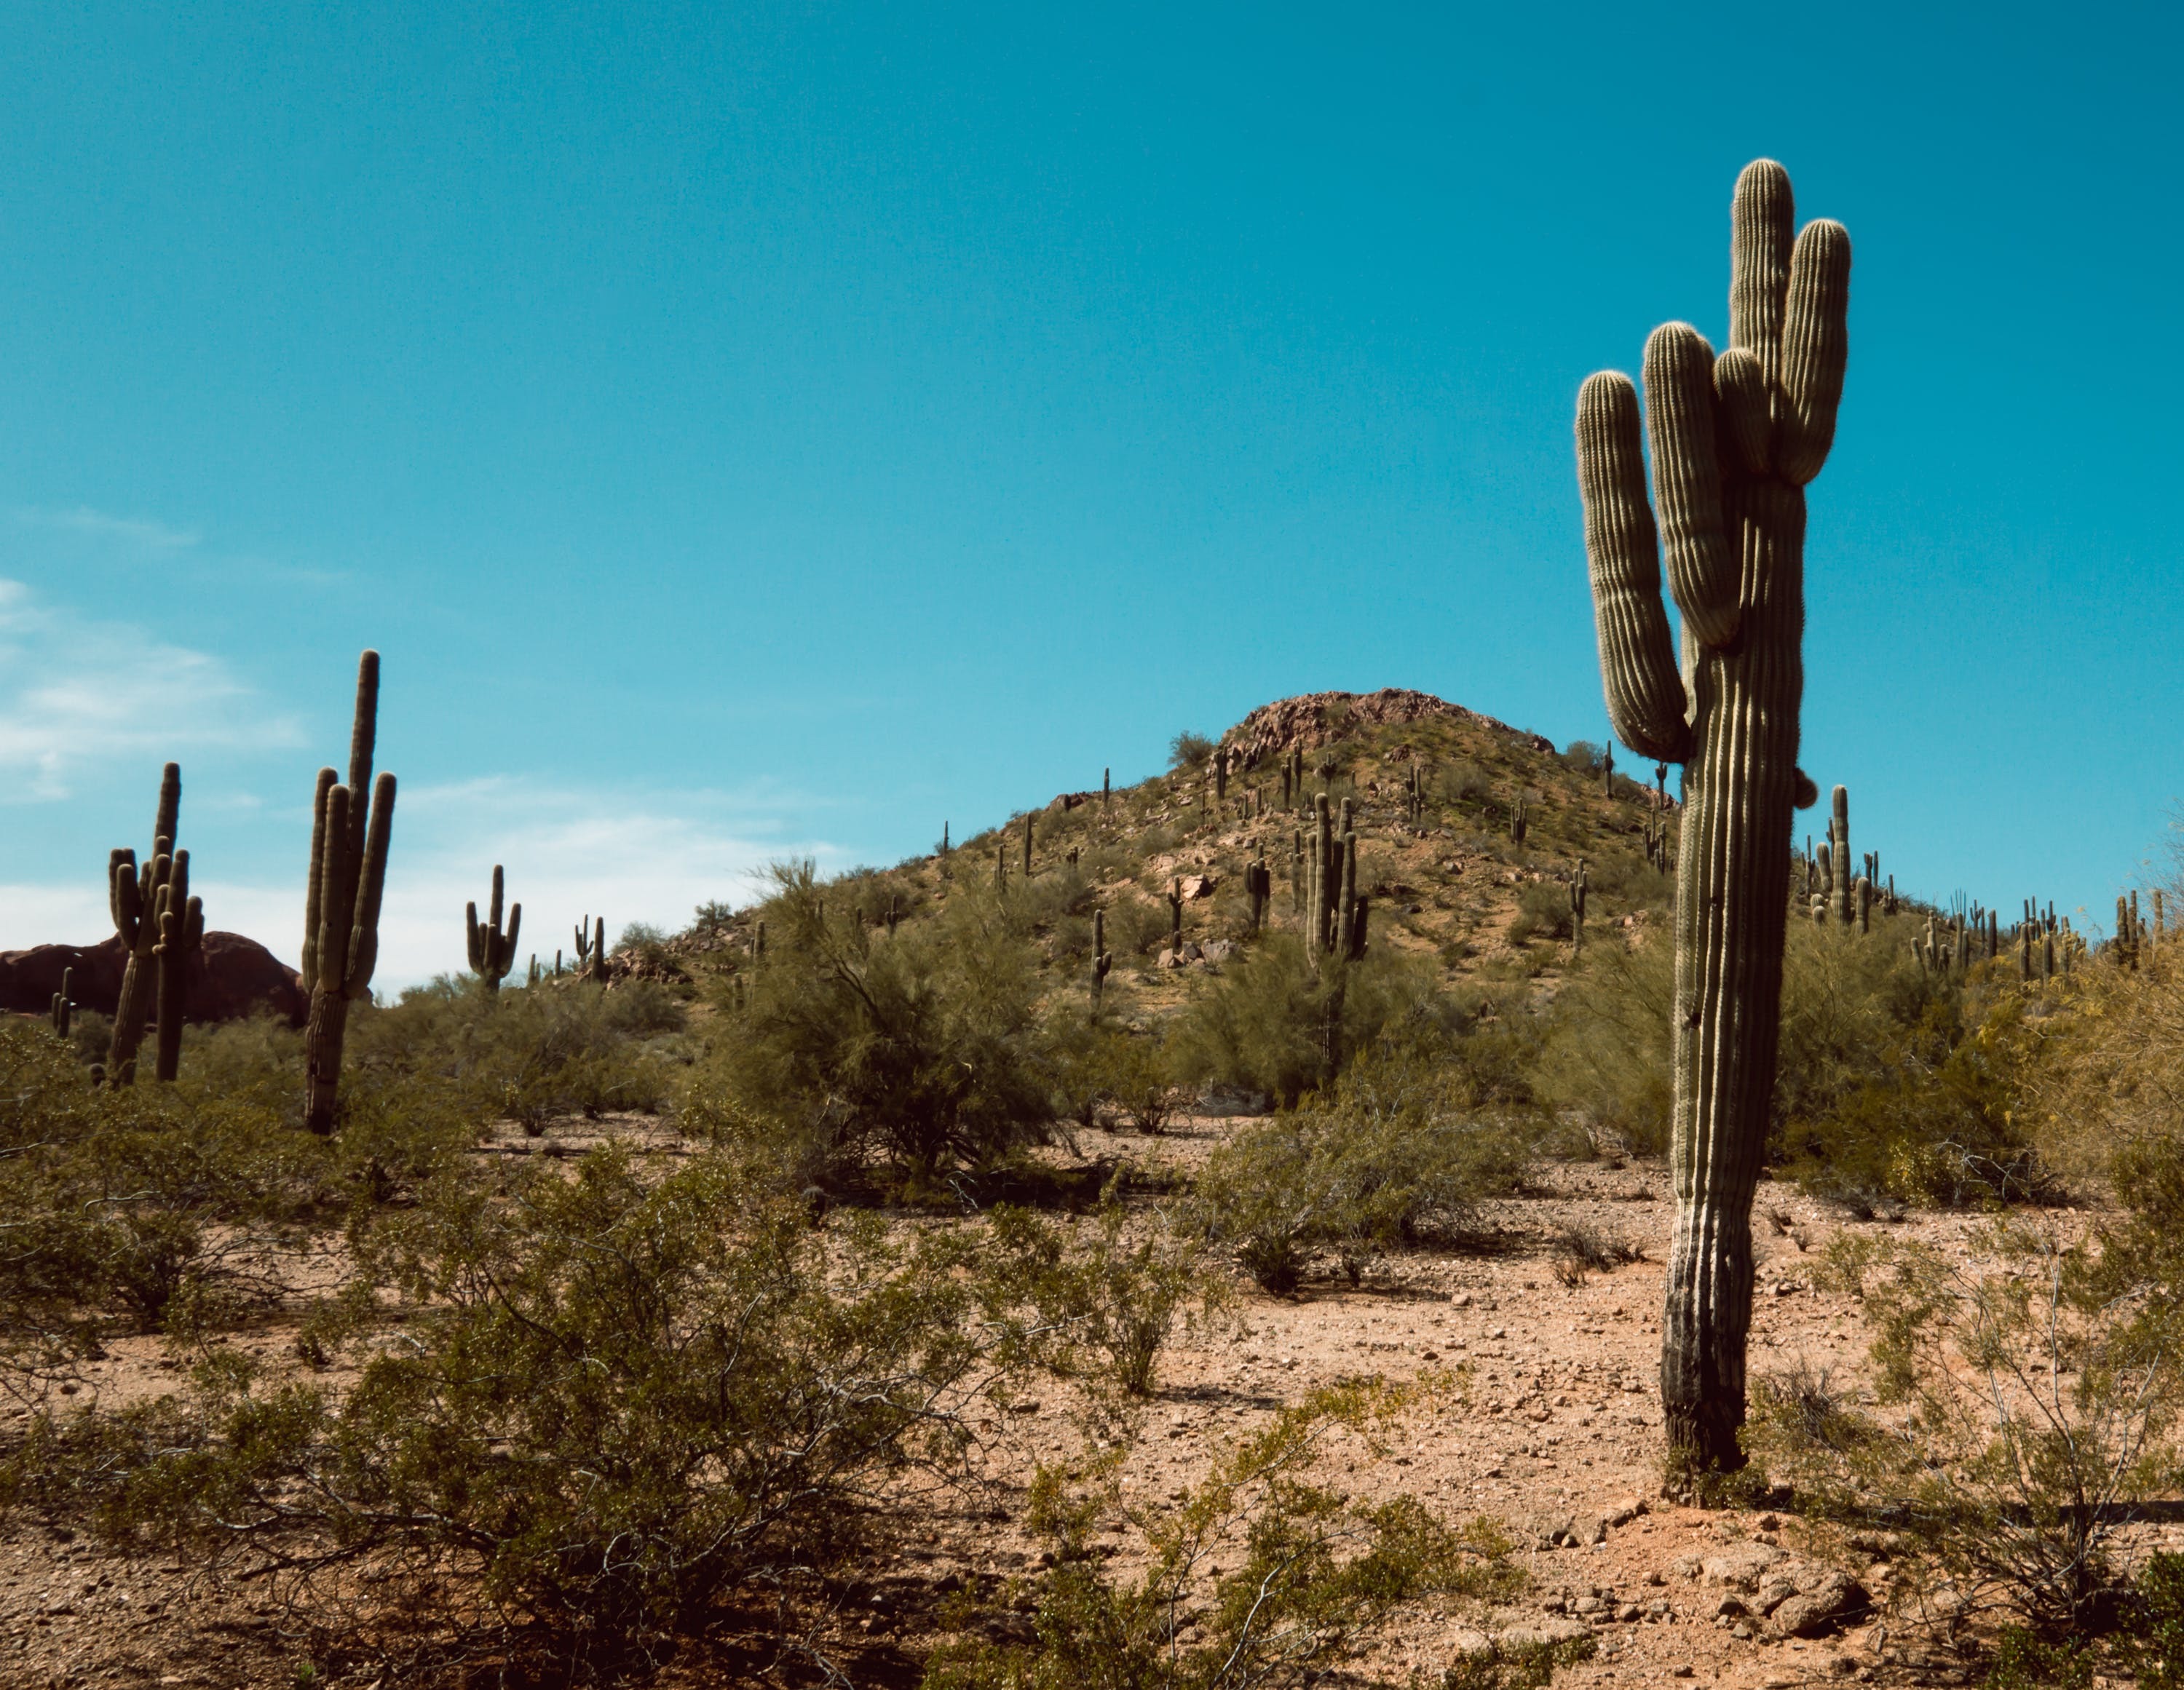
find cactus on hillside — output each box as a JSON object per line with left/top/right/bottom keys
{"left": 1570, "top": 860, "right": 1588, "bottom": 952}
{"left": 302, "top": 652, "right": 397, "bottom": 1134}
{"left": 1575, "top": 159, "right": 1850, "bottom": 1475}
{"left": 1022, "top": 814, "right": 1034, "bottom": 879}
{"left": 50, "top": 969, "right": 72, "bottom": 1039}
{"left": 152, "top": 849, "right": 205, "bottom": 1082}
{"left": 105, "top": 761, "right": 183, "bottom": 1084}
{"left": 1214, "top": 748, "right": 1228, "bottom": 804}
{"left": 1509, "top": 796, "right": 1528, "bottom": 846}
{"left": 466, "top": 865, "right": 523, "bottom": 993}
{"left": 1167, "top": 879, "right": 1184, "bottom": 956}
{"left": 1830, "top": 787, "right": 1852, "bottom": 927}
{"left": 1091, "top": 909, "right": 1113, "bottom": 1013}
{"left": 1245, "top": 857, "right": 1272, "bottom": 932}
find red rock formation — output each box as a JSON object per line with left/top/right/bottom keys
{"left": 1220, "top": 689, "right": 1554, "bottom": 766}
{"left": 1, "top": 932, "right": 308, "bottom": 1027}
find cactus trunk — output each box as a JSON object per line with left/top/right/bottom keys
{"left": 1576, "top": 160, "right": 1848, "bottom": 1477}
{"left": 106, "top": 762, "right": 182, "bottom": 1083}
{"left": 302, "top": 654, "right": 396, "bottom": 1135}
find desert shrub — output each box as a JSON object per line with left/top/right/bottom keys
{"left": 1106, "top": 892, "right": 1174, "bottom": 961}
{"left": 1752, "top": 1223, "right": 2184, "bottom": 1643}
{"left": 925, "top": 1381, "right": 1524, "bottom": 1690}
{"left": 1548, "top": 1222, "right": 1640, "bottom": 1287}
{"left": 1559, "top": 740, "right": 1607, "bottom": 776}
{"left": 1533, "top": 932, "right": 1674, "bottom": 1155}
{"left": 1196, "top": 1051, "right": 1532, "bottom": 1291}
{"left": 708, "top": 860, "right": 1054, "bottom": 1179}
{"left": 1167, "top": 935, "right": 1470, "bottom": 1108}
{"left": 16, "top": 1143, "right": 1024, "bottom": 1665}
{"left": 1506, "top": 880, "right": 1572, "bottom": 945}
{"left": 1579, "top": 850, "right": 1672, "bottom": 913}
{"left": 350, "top": 976, "right": 681, "bottom": 1132}
{"left": 987, "top": 1191, "right": 1223, "bottom": 1401}
{"left": 0, "top": 1022, "right": 339, "bottom": 1388}
{"left": 1434, "top": 759, "right": 1491, "bottom": 807}
{"left": 1169, "top": 730, "right": 1214, "bottom": 771}
{"left": 64, "top": 1008, "right": 111, "bottom": 1069}
{"left": 1099, "top": 1028, "right": 1179, "bottom": 1134}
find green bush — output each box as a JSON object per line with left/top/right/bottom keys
{"left": 1506, "top": 881, "right": 1571, "bottom": 945}
{"left": 1169, "top": 731, "right": 1214, "bottom": 771}
{"left": 987, "top": 1190, "right": 1224, "bottom": 1402}
{"left": 705, "top": 860, "right": 1056, "bottom": 1180}
{"left": 1196, "top": 1050, "right": 1532, "bottom": 1292}
{"left": 1167, "top": 935, "right": 1468, "bottom": 1108}
{"left": 15, "top": 1143, "right": 1025, "bottom": 1666}
{"left": 1753, "top": 1223, "right": 2183, "bottom": 1642}
{"left": 925, "top": 1381, "right": 1524, "bottom": 1690}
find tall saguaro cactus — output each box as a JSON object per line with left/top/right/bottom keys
{"left": 302, "top": 653, "right": 397, "bottom": 1135}
{"left": 1829, "top": 787, "right": 1852, "bottom": 927}
{"left": 1576, "top": 159, "right": 1850, "bottom": 1475}
{"left": 106, "top": 761, "right": 183, "bottom": 1083}
{"left": 466, "top": 865, "right": 523, "bottom": 992}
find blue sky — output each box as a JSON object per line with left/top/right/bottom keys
{"left": 1, "top": 3, "right": 2177, "bottom": 984}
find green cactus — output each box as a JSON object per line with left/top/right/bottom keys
{"left": 302, "top": 652, "right": 397, "bottom": 1134}
{"left": 105, "top": 761, "right": 182, "bottom": 1084}
{"left": 1022, "top": 814, "right": 1034, "bottom": 879}
{"left": 1306, "top": 795, "right": 1334, "bottom": 960}
{"left": 1245, "top": 857, "right": 1272, "bottom": 933}
{"left": 50, "top": 968, "right": 72, "bottom": 1040}
{"left": 152, "top": 848, "right": 205, "bottom": 1082}
{"left": 1509, "top": 795, "right": 1528, "bottom": 846}
{"left": 1167, "top": 878, "right": 1184, "bottom": 955}
{"left": 1829, "top": 787, "right": 1852, "bottom": 927}
{"left": 466, "top": 865, "right": 523, "bottom": 993}
{"left": 1575, "top": 159, "right": 1849, "bottom": 1475}
{"left": 1091, "top": 909, "right": 1113, "bottom": 1014}
{"left": 1214, "top": 748, "right": 1228, "bottom": 805}
{"left": 1334, "top": 832, "right": 1361, "bottom": 959}
{"left": 1102, "top": 768, "right": 1110, "bottom": 810}
{"left": 1570, "top": 860, "right": 1589, "bottom": 952}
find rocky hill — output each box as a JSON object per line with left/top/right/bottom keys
{"left": 657, "top": 686, "right": 1679, "bottom": 1017}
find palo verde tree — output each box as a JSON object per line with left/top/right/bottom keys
{"left": 1575, "top": 159, "right": 1850, "bottom": 1476}
{"left": 301, "top": 651, "right": 397, "bottom": 1134}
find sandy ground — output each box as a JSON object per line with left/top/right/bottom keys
{"left": 0, "top": 1110, "right": 2151, "bottom": 1690}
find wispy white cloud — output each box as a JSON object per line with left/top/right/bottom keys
{"left": 12, "top": 505, "right": 201, "bottom": 551}
{"left": 0, "top": 773, "right": 848, "bottom": 991}
{"left": 0, "top": 578, "right": 302, "bottom": 798}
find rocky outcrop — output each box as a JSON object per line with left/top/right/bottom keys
{"left": 1221, "top": 689, "right": 1555, "bottom": 767}
{"left": 1667, "top": 1539, "right": 1870, "bottom": 1640}
{"left": 1, "top": 932, "right": 307, "bottom": 1027}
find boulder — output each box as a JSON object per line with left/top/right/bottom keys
{"left": 1, "top": 932, "right": 307, "bottom": 1027}
{"left": 1177, "top": 875, "right": 1219, "bottom": 902}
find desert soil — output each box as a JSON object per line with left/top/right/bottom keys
{"left": 0, "top": 1108, "right": 2145, "bottom": 1690}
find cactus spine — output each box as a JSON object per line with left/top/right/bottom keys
{"left": 1576, "top": 160, "right": 1849, "bottom": 1474}
{"left": 301, "top": 653, "right": 397, "bottom": 1134}
{"left": 151, "top": 848, "right": 205, "bottom": 1082}
{"left": 466, "top": 865, "right": 523, "bottom": 992}
{"left": 105, "top": 761, "right": 183, "bottom": 1084}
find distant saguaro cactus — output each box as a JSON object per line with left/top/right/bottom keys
{"left": 1167, "top": 878, "right": 1184, "bottom": 955}
{"left": 1091, "top": 910, "right": 1113, "bottom": 1013}
{"left": 1570, "top": 860, "right": 1589, "bottom": 952}
{"left": 1830, "top": 787, "right": 1852, "bottom": 927}
{"left": 1214, "top": 748, "right": 1228, "bottom": 804}
{"left": 50, "top": 969, "right": 72, "bottom": 1039}
{"left": 105, "top": 761, "right": 183, "bottom": 1084}
{"left": 1509, "top": 796, "right": 1529, "bottom": 846}
{"left": 152, "top": 848, "right": 205, "bottom": 1083}
{"left": 466, "top": 865, "right": 523, "bottom": 993}
{"left": 302, "top": 652, "right": 397, "bottom": 1134}
{"left": 1576, "top": 159, "right": 1849, "bottom": 1475}
{"left": 1022, "top": 814, "right": 1034, "bottom": 879}
{"left": 1245, "top": 857, "right": 1272, "bottom": 932}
